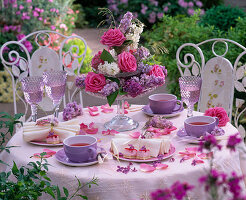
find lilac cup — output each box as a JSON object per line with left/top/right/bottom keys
{"left": 63, "top": 135, "right": 97, "bottom": 163}
{"left": 184, "top": 116, "right": 219, "bottom": 138}
{"left": 149, "top": 93, "right": 183, "bottom": 114}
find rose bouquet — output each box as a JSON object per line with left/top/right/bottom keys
{"left": 75, "top": 11, "right": 167, "bottom": 106}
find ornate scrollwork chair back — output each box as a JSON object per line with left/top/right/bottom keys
{"left": 176, "top": 38, "right": 246, "bottom": 139}
{"left": 0, "top": 30, "right": 87, "bottom": 121}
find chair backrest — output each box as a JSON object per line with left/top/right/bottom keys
{"left": 0, "top": 30, "right": 87, "bottom": 120}
{"left": 176, "top": 38, "right": 246, "bottom": 138}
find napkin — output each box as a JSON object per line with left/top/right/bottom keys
{"left": 23, "top": 119, "right": 80, "bottom": 142}
{"left": 111, "top": 134, "right": 171, "bottom": 158}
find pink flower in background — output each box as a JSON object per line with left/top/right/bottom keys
{"left": 12, "top": 4, "right": 17, "bottom": 8}
{"left": 3, "top": 25, "right": 9, "bottom": 32}
{"left": 35, "top": 7, "right": 41, "bottom": 12}
{"left": 148, "top": 12, "right": 156, "bottom": 24}
{"left": 120, "top": 0, "right": 128, "bottom": 4}
{"left": 16, "top": 11, "right": 21, "bottom": 15}
{"left": 19, "top": 5, "right": 24, "bottom": 10}
{"left": 163, "top": 6, "right": 168, "bottom": 12}
{"left": 76, "top": 10, "right": 79, "bottom": 14}
{"left": 49, "top": 0, "right": 53, "bottom": 2}
{"left": 33, "top": 11, "right": 39, "bottom": 17}
{"left": 17, "top": 34, "right": 33, "bottom": 52}
{"left": 38, "top": 17, "right": 43, "bottom": 21}
{"left": 157, "top": 12, "right": 164, "bottom": 19}
{"left": 204, "top": 107, "right": 229, "bottom": 127}
{"left": 149, "top": 65, "right": 165, "bottom": 78}
{"left": 40, "top": 9, "right": 44, "bottom": 13}
{"left": 196, "top": 1, "right": 203, "bottom": 7}
{"left": 60, "top": 24, "right": 68, "bottom": 31}
{"left": 50, "top": 25, "right": 56, "bottom": 30}
{"left": 141, "top": 4, "right": 148, "bottom": 14}
{"left": 26, "top": 0, "right": 32, "bottom": 2}
{"left": 91, "top": 51, "right": 104, "bottom": 70}
{"left": 187, "top": 8, "right": 194, "bottom": 15}
{"left": 85, "top": 72, "right": 106, "bottom": 93}
{"left": 43, "top": 19, "right": 47, "bottom": 23}
{"left": 100, "top": 28, "right": 126, "bottom": 47}
{"left": 188, "top": 2, "right": 194, "bottom": 7}
{"left": 118, "top": 51, "right": 137, "bottom": 72}
{"left": 178, "top": 0, "right": 188, "bottom": 8}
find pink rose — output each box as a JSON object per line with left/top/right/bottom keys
{"left": 100, "top": 28, "right": 126, "bottom": 47}
{"left": 118, "top": 51, "right": 137, "bottom": 72}
{"left": 204, "top": 107, "right": 230, "bottom": 127}
{"left": 85, "top": 72, "right": 106, "bottom": 93}
{"left": 91, "top": 51, "right": 104, "bottom": 70}
{"left": 149, "top": 65, "right": 165, "bottom": 78}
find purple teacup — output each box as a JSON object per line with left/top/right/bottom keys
{"left": 184, "top": 116, "right": 219, "bottom": 138}
{"left": 148, "top": 93, "right": 183, "bottom": 114}
{"left": 63, "top": 135, "right": 97, "bottom": 163}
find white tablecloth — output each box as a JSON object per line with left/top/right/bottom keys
{"left": 1, "top": 105, "right": 246, "bottom": 200}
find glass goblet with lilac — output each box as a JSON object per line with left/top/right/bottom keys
{"left": 179, "top": 76, "right": 202, "bottom": 117}
{"left": 21, "top": 76, "right": 44, "bottom": 122}
{"left": 43, "top": 70, "right": 67, "bottom": 118}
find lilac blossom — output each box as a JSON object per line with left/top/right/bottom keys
{"left": 163, "top": 6, "right": 169, "bottom": 12}
{"left": 145, "top": 116, "right": 173, "bottom": 129}
{"left": 149, "top": 0, "right": 158, "bottom": 6}
{"left": 99, "top": 81, "right": 119, "bottom": 96}
{"left": 138, "top": 62, "right": 151, "bottom": 73}
{"left": 187, "top": 8, "right": 194, "bottom": 15}
{"left": 157, "top": 12, "right": 164, "bottom": 19}
{"left": 119, "top": 11, "right": 133, "bottom": 33}
{"left": 63, "top": 102, "right": 83, "bottom": 121}
{"left": 116, "top": 162, "right": 137, "bottom": 174}
{"left": 178, "top": 0, "right": 188, "bottom": 8}
{"left": 123, "top": 78, "right": 143, "bottom": 97}
{"left": 151, "top": 188, "right": 172, "bottom": 200}
{"left": 135, "top": 47, "right": 150, "bottom": 61}
{"left": 227, "top": 172, "right": 244, "bottom": 199}
{"left": 196, "top": 1, "right": 203, "bottom": 8}
{"left": 140, "top": 74, "right": 165, "bottom": 88}
{"left": 226, "top": 133, "right": 242, "bottom": 151}
{"left": 198, "top": 134, "right": 222, "bottom": 152}
{"left": 148, "top": 12, "right": 156, "bottom": 24}
{"left": 75, "top": 75, "right": 86, "bottom": 89}
{"left": 141, "top": 4, "right": 148, "bottom": 14}
{"left": 210, "top": 127, "right": 225, "bottom": 136}
{"left": 171, "top": 181, "right": 194, "bottom": 200}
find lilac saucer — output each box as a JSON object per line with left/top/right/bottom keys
{"left": 176, "top": 127, "right": 225, "bottom": 144}
{"left": 55, "top": 147, "right": 106, "bottom": 167}
{"left": 142, "top": 104, "right": 184, "bottom": 117}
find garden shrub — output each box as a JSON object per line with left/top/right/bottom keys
{"left": 143, "top": 13, "right": 222, "bottom": 97}
{"left": 200, "top": 0, "right": 224, "bottom": 9}
{"left": 107, "top": 0, "right": 205, "bottom": 29}
{"left": 199, "top": 5, "right": 246, "bottom": 31}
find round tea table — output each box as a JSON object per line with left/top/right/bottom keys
{"left": 1, "top": 105, "right": 246, "bottom": 200}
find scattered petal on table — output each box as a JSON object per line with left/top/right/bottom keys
{"left": 102, "top": 129, "right": 119, "bottom": 136}
{"left": 155, "top": 163, "right": 168, "bottom": 170}
{"left": 124, "top": 101, "right": 130, "bottom": 109}
{"left": 180, "top": 155, "right": 192, "bottom": 163}
{"left": 185, "top": 147, "right": 199, "bottom": 153}
{"left": 130, "top": 131, "right": 141, "bottom": 139}
{"left": 197, "top": 152, "right": 213, "bottom": 159}
{"left": 85, "top": 128, "right": 98, "bottom": 134}
{"left": 124, "top": 110, "right": 128, "bottom": 114}
{"left": 88, "top": 110, "right": 100, "bottom": 116}
{"left": 87, "top": 106, "right": 99, "bottom": 112}
{"left": 179, "top": 151, "right": 196, "bottom": 157}
{"left": 80, "top": 123, "right": 88, "bottom": 129}
{"left": 101, "top": 104, "right": 111, "bottom": 109}
{"left": 140, "top": 164, "right": 156, "bottom": 172}
{"left": 101, "top": 108, "right": 114, "bottom": 113}
{"left": 191, "top": 159, "right": 204, "bottom": 166}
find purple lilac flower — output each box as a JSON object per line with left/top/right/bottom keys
{"left": 140, "top": 146, "right": 147, "bottom": 151}
{"left": 123, "top": 78, "right": 143, "bottom": 97}
{"left": 148, "top": 12, "right": 156, "bottom": 24}
{"left": 138, "top": 62, "right": 151, "bottom": 73}
{"left": 196, "top": 1, "right": 203, "bottom": 7}
{"left": 75, "top": 75, "right": 86, "bottom": 89}
{"left": 210, "top": 127, "right": 225, "bottom": 136}
{"left": 187, "top": 8, "right": 194, "bottom": 15}
{"left": 116, "top": 162, "right": 137, "bottom": 174}
{"left": 188, "top": 2, "right": 194, "bottom": 7}
{"left": 146, "top": 116, "right": 173, "bottom": 129}
{"left": 198, "top": 134, "right": 222, "bottom": 152}
{"left": 140, "top": 74, "right": 165, "bottom": 88}
{"left": 157, "top": 12, "right": 164, "bottom": 19}
{"left": 227, "top": 171, "right": 244, "bottom": 199}
{"left": 120, "top": 0, "right": 128, "bottom": 4}
{"left": 99, "top": 81, "right": 119, "bottom": 96}
{"left": 17, "top": 34, "right": 33, "bottom": 53}
{"left": 149, "top": 0, "right": 158, "bottom": 6}
{"left": 63, "top": 102, "right": 83, "bottom": 121}
{"left": 119, "top": 11, "right": 133, "bottom": 33}
{"left": 178, "top": 0, "right": 188, "bottom": 8}
{"left": 141, "top": 4, "right": 148, "bottom": 14}
{"left": 163, "top": 6, "right": 168, "bottom": 12}
{"left": 151, "top": 188, "right": 172, "bottom": 200}
{"left": 171, "top": 181, "right": 194, "bottom": 200}
{"left": 169, "top": 158, "right": 175, "bottom": 162}
{"left": 135, "top": 47, "right": 150, "bottom": 61}
{"left": 128, "top": 144, "right": 135, "bottom": 150}
{"left": 226, "top": 133, "right": 242, "bottom": 151}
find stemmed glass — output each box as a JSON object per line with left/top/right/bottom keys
{"left": 21, "top": 76, "right": 44, "bottom": 122}
{"left": 43, "top": 70, "right": 67, "bottom": 118}
{"left": 179, "top": 76, "right": 202, "bottom": 118}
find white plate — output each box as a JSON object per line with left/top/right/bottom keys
{"left": 142, "top": 104, "right": 184, "bottom": 118}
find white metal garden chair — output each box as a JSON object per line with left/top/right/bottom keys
{"left": 0, "top": 30, "right": 87, "bottom": 121}
{"left": 176, "top": 38, "right": 246, "bottom": 139}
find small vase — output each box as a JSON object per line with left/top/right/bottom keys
{"left": 104, "top": 99, "right": 139, "bottom": 132}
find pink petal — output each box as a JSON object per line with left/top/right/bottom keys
{"left": 153, "top": 128, "right": 161, "bottom": 133}
{"left": 85, "top": 128, "right": 98, "bottom": 134}
{"left": 140, "top": 164, "right": 156, "bottom": 172}
{"left": 110, "top": 129, "right": 119, "bottom": 135}
{"left": 185, "top": 147, "right": 199, "bottom": 153}
{"left": 147, "top": 127, "right": 155, "bottom": 132}
{"left": 179, "top": 151, "right": 196, "bottom": 157}
{"left": 155, "top": 163, "right": 168, "bottom": 170}
{"left": 198, "top": 152, "right": 213, "bottom": 159}
{"left": 88, "top": 110, "right": 100, "bottom": 116}
{"left": 124, "top": 101, "right": 130, "bottom": 109}
{"left": 43, "top": 149, "right": 56, "bottom": 156}
{"left": 80, "top": 123, "right": 88, "bottom": 129}
{"left": 102, "top": 130, "right": 110, "bottom": 136}
{"left": 168, "top": 126, "right": 177, "bottom": 132}
{"left": 101, "top": 108, "right": 114, "bottom": 113}
{"left": 89, "top": 122, "right": 95, "bottom": 128}
{"left": 194, "top": 159, "right": 204, "bottom": 164}
{"left": 87, "top": 106, "right": 98, "bottom": 112}
{"left": 124, "top": 110, "right": 128, "bottom": 114}
{"left": 78, "top": 129, "right": 86, "bottom": 135}
{"left": 101, "top": 104, "right": 111, "bottom": 109}
{"left": 130, "top": 131, "right": 141, "bottom": 139}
